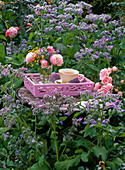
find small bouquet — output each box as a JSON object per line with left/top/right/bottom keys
{"left": 25, "top": 46, "right": 63, "bottom": 83}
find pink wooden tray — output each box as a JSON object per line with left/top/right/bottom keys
{"left": 23, "top": 73, "right": 94, "bottom": 97}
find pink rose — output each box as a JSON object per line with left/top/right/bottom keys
{"left": 101, "top": 76, "right": 112, "bottom": 85}
{"left": 40, "top": 59, "right": 48, "bottom": 69}
{"left": 105, "top": 83, "right": 113, "bottom": 90}
{"left": 98, "top": 86, "right": 109, "bottom": 94}
{"left": 47, "top": 46, "right": 54, "bottom": 52}
{"left": 26, "top": 52, "right": 35, "bottom": 63}
{"left": 94, "top": 82, "right": 101, "bottom": 92}
{"left": 98, "top": 83, "right": 113, "bottom": 94}
{"left": 5, "top": 27, "right": 19, "bottom": 38}
{"left": 99, "top": 68, "right": 109, "bottom": 80}
{"left": 112, "top": 66, "right": 117, "bottom": 72}
{"left": 50, "top": 54, "right": 63, "bottom": 66}
{"left": 121, "top": 80, "right": 124, "bottom": 84}
{"left": 107, "top": 68, "right": 112, "bottom": 74}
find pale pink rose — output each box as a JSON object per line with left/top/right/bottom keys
{"left": 98, "top": 86, "right": 109, "bottom": 94}
{"left": 99, "top": 68, "right": 109, "bottom": 80}
{"left": 50, "top": 54, "right": 63, "bottom": 66}
{"left": 5, "top": 27, "right": 19, "bottom": 38}
{"left": 94, "top": 82, "right": 101, "bottom": 92}
{"left": 40, "top": 59, "right": 48, "bottom": 69}
{"left": 112, "top": 66, "right": 117, "bottom": 72}
{"left": 101, "top": 76, "right": 112, "bottom": 85}
{"left": 26, "top": 52, "right": 35, "bottom": 63}
{"left": 47, "top": 46, "right": 54, "bottom": 52}
{"left": 105, "top": 83, "right": 113, "bottom": 90}
{"left": 107, "top": 68, "right": 112, "bottom": 74}
{"left": 57, "top": 61, "right": 63, "bottom": 66}
{"left": 121, "top": 80, "right": 124, "bottom": 84}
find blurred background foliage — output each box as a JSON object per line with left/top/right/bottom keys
{"left": 70, "top": 0, "right": 125, "bottom": 20}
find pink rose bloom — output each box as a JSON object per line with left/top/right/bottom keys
{"left": 94, "top": 82, "right": 101, "bottom": 92}
{"left": 105, "top": 83, "right": 113, "bottom": 90}
{"left": 40, "top": 59, "right": 48, "bottom": 69}
{"left": 101, "top": 76, "right": 112, "bottom": 85}
{"left": 107, "top": 68, "right": 112, "bottom": 74}
{"left": 47, "top": 46, "right": 54, "bottom": 52}
{"left": 5, "top": 27, "right": 19, "bottom": 38}
{"left": 50, "top": 54, "right": 63, "bottom": 66}
{"left": 98, "top": 86, "right": 109, "bottom": 94}
{"left": 121, "top": 80, "right": 124, "bottom": 84}
{"left": 112, "top": 66, "right": 117, "bottom": 72}
{"left": 99, "top": 68, "right": 109, "bottom": 80}
{"left": 26, "top": 52, "right": 35, "bottom": 63}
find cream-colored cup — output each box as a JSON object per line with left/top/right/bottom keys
{"left": 59, "top": 68, "right": 84, "bottom": 83}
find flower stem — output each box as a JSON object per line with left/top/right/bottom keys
{"left": 54, "top": 129, "right": 59, "bottom": 162}
{"left": 35, "top": 113, "right": 37, "bottom": 136}
{"left": 44, "top": 158, "right": 52, "bottom": 170}
{"left": 51, "top": 119, "right": 59, "bottom": 161}
{"left": 10, "top": 74, "right": 15, "bottom": 98}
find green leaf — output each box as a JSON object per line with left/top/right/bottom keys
{"left": 75, "top": 149, "right": 83, "bottom": 154}
{"left": 0, "top": 148, "right": 8, "bottom": 157}
{"left": 106, "top": 158, "right": 123, "bottom": 170}
{"left": 39, "top": 138, "right": 48, "bottom": 155}
{"left": 74, "top": 112, "right": 81, "bottom": 118}
{"left": 84, "top": 128, "right": 96, "bottom": 138}
{"left": 75, "top": 138, "right": 94, "bottom": 149}
{"left": 11, "top": 53, "right": 24, "bottom": 65}
{"left": 81, "top": 152, "right": 89, "bottom": 162}
{"left": 0, "top": 127, "right": 10, "bottom": 134}
{"left": 55, "top": 155, "right": 81, "bottom": 170}
{"left": 38, "top": 117, "right": 47, "bottom": 126}
{"left": 88, "top": 64, "right": 99, "bottom": 72}
{"left": 0, "top": 44, "right": 5, "bottom": 62}
{"left": 28, "top": 32, "right": 35, "bottom": 42}
{"left": 28, "top": 162, "right": 49, "bottom": 170}
{"left": 120, "top": 41, "right": 125, "bottom": 49}
{"left": 55, "top": 43, "right": 66, "bottom": 52}
{"left": 0, "top": 35, "right": 6, "bottom": 41}
{"left": 14, "top": 78, "right": 23, "bottom": 89}
{"left": 38, "top": 155, "right": 44, "bottom": 167}
{"left": 0, "top": 81, "right": 11, "bottom": 94}
{"left": 59, "top": 116, "right": 67, "bottom": 121}
{"left": 78, "top": 167, "right": 85, "bottom": 170}
{"left": 7, "top": 158, "right": 14, "bottom": 166}
{"left": 93, "top": 146, "right": 108, "bottom": 161}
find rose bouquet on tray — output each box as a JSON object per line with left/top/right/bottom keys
{"left": 25, "top": 46, "right": 63, "bottom": 84}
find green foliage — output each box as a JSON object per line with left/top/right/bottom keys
{"left": 55, "top": 155, "right": 81, "bottom": 170}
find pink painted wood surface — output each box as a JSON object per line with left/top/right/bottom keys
{"left": 24, "top": 73, "right": 95, "bottom": 98}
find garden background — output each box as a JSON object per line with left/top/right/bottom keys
{"left": 0, "top": 0, "right": 125, "bottom": 170}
